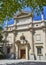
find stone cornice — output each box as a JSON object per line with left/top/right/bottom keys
{"left": 4, "top": 21, "right": 46, "bottom": 28}
{"left": 3, "top": 26, "right": 46, "bottom": 33}
{"left": 34, "top": 20, "right": 46, "bottom": 23}
{"left": 3, "top": 21, "right": 46, "bottom": 33}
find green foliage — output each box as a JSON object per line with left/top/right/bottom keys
{"left": 0, "top": 26, "right": 4, "bottom": 57}
{"left": 19, "top": 0, "right": 46, "bottom": 13}
{"left": 0, "top": 26, "right": 3, "bottom": 31}
{"left": 0, "top": 0, "right": 21, "bottom": 23}
{"left": 0, "top": 26, "right": 3, "bottom": 42}
{"left": 0, "top": 0, "right": 46, "bottom": 23}
{"left": 0, "top": 33, "right": 3, "bottom": 42}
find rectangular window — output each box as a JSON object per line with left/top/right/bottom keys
{"left": 37, "top": 47, "right": 42, "bottom": 55}
{"left": 7, "top": 47, "right": 10, "bottom": 54}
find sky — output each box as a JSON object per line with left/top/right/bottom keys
{"left": 24, "top": 6, "right": 46, "bottom": 20}
{"left": 3, "top": 6, "right": 46, "bottom": 28}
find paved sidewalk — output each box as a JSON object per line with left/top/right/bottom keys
{"left": 0, "top": 59, "right": 46, "bottom": 65}
{"left": 0, "top": 59, "right": 26, "bottom": 64}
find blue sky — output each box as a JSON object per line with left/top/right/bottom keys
{"left": 3, "top": 6, "right": 46, "bottom": 28}
{"left": 24, "top": 6, "right": 46, "bottom": 20}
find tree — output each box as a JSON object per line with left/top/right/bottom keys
{"left": 19, "top": 0, "right": 46, "bottom": 12}
{"left": 0, "top": 26, "right": 4, "bottom": 59}
{"left": 0, "top": 0, "right": 46, "bottom": 24}
{"left": 0, "top": 26, "right": 3, "bottom": 48}
{"left": 0, "top": 26, "right": 3, "bottom": 42}
{"left": 0, "top": 0, "right": 22, "bottom": 23}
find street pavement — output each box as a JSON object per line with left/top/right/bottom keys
{"left": 6, "top": 62, "right": 46, "bottom": 65}
{"left": 0, "top": 60, "right": 46, "bottom": 65}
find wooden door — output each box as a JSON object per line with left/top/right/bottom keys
{"left": 21, "top": 49, "right": 26, "bottom": 59}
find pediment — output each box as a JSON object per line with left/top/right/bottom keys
{"left": 14, "top": 11, "right": 33, "bottom": 19}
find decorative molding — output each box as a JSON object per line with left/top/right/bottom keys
{"left": 35, "top": 43, "right": 43, "bottom": 44}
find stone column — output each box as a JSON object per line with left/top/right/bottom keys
{"left": 45, "top": 30, "right": 46, "bottom": 55}
{"left": 43, "top": 28, "right": 46, "bottom": 60}
{"left": 13, "top": 31, "right": 16, "bottom": 59}
{"left": 26, "top": 45, "right": 28, "bottom": 60}
{"left": 13, "top": 31, "right": 18, "bottom": 59}
{"left": 16, "top": 45, "right": 18, "bottom": 59}
{"left": 30, "top": 30, "right": 34, "bottom": 54}
{"left": 3, "top": 32, "right": 8, "bottom": 55}
{"left": 30, "top": 29, "right": 35, "bottom": 60}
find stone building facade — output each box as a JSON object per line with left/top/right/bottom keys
{"left": 3, "top": 11, "right": 46, "bottom": 60}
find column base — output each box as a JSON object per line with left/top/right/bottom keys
{"left": 29, "top": 53, "right": 35, "bottom": 60}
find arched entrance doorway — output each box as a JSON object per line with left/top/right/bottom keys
{"left": 16, "top": 40, "right": 30, "bottom": 59}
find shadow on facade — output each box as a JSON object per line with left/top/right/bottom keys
{"left": 0, "top": 53, "right": 16, "bottom": 59}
